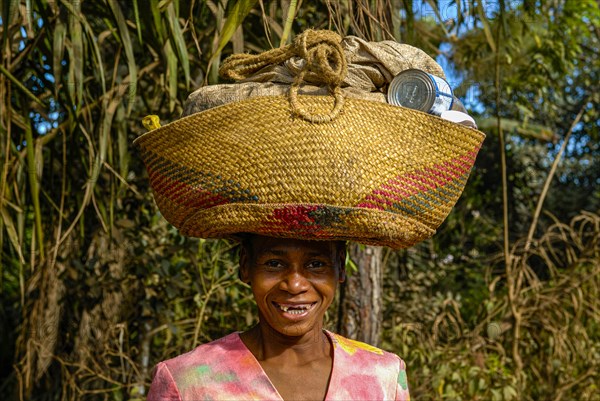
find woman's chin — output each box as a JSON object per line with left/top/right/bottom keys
{"left": 261, "top": 319, "right": 324, "bottom": 340}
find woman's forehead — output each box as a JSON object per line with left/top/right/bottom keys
{"left": 246, "top": 235, "right": 340, "bottom": 256}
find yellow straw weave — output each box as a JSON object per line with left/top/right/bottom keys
{"left": 134, "top": 94, "right": 484, "bottom": 249}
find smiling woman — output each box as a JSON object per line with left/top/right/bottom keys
{"left": 148, "top": 235, "right": 410, "bottom": 401}
{"left": 138, "top": 28, "right": 483, "bottom": 401}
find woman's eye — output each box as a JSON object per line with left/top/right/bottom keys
{"left": 307, "top": 261, "right": 326, "bottom": 269}
{"left": 264, "top": 260, "right": 283, "bottom": 269}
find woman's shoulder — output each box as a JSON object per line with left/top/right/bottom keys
{"left": 159, "top": 332, "right": 244, "bottom": 372}
{"left": 147, "top": 332, "right": 264, "bottom": 400}
{"left": 326, "top": 331, "right": 405, "bottom": 368}
{"left": 325, "top": 331, "right": 408, "bottom": 400}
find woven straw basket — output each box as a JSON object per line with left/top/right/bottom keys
{"left": 135, "top": 92, "right": 484, "bottom": 249}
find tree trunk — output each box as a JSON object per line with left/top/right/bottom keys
{"left": 337, "top": 244, "right": 383, "bottom": 347}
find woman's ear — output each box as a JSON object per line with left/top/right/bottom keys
{"left": 239, "top": 246, "right": 251, "bottom": 283}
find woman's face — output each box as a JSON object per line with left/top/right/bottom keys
{"left": 240, "top": 235, "right": 346, "bottom": 339}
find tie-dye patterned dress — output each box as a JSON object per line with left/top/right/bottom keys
{"left": 147, "top": 330, "right": 410, "bottom": 400}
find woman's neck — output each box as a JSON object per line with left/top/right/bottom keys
{"left": 240, "top": 324, "right": 332, "bottom": 365}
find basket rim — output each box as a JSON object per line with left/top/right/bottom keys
{"left": 171, "top": 201, "right": 438, "bottom": 249}
{"left": 134, "top": 94, "right": 486, "bottom": 145}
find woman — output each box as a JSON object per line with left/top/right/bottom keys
{"left": 136, "top": 29, "right": 484, "bottom": 400}
{"left": 147, "top": 235, "right": 409, "bottom": 400}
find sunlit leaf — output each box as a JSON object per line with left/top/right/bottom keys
{"left": 165, "top": 40, "right": 178, "bottom": 112}
{"left": 208, "top": 0, "right": 258, "bottom": 72}
{"left": 279, "top": 0, "right": 297, "bottom": 46}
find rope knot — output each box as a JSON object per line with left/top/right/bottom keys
{"left": 220, "top": 29, "right": 348, "bottom": 123}
{"left": 292, "top": 30, "right": 347, "bottom": 88}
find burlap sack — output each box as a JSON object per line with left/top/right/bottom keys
{"left": 184, "top": 36, "right": 445, "bottom": 116}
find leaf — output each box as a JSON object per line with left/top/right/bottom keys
{"left": 24, "top": 116, "right": 44, "bottom": 257}
{"left": 0, "top": 65, "right": 45, "bottom": 107}
{"left": 157, "top": 0, "right": 173, "bottom": 11}
{"left": 165, "top": 40, "right": 178, "bottom": 112}
{"left": 116, "top": 103, "right": 129, "bottom": 185}
{"left": 7, "top": 0, "right": 20, "bottom": 26}
{"left": 150, "top": 0, "right": 167, "bottom": 41}
{"left": 68, "top": 0, "right": 84, "bottom": 108}
{"left": 107, "top": 0, "right": 138, "bottom": 115}
{"left": 59, "top": 0, "right": 106, "bottom": 94}
{"left": 166, "top": 2, "right": 190, "bottom": 89}
{"left": 280, "top": 0, "right": 298, "bottom": 46}
{"left": 476, "top": 0, "right": 497, "bottom": 53}
{"left": 133, "top": 0, "right": 143, "bottom": 45}
{"left": 25, "top": 0, "right": 34, "bottom": 37}
{"left": 208, "top": 0, "right": 258, "bottom": 72}
{"left": 503, "top": 385, "right": 517, "bottom": 400}
{"left": 52, "top": 16, "right": 66, "bottom": 95}
{"left": 0, "top": 206, "right": 25, "bottom": 264}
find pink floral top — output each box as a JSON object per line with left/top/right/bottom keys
{"left": 147, "top": 330, "right": 410, "bottom": 401}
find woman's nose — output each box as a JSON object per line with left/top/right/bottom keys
{"left": 280, "top": 270, "right": 309, "bottom": 293}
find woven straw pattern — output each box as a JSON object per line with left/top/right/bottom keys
{"left": 135, "top": 95, "right": 484, "bottom": 249}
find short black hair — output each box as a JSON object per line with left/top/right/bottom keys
{"left": 238, "top": 233, "right": 346, "bottom": 265}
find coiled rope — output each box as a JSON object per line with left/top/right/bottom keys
{"left": 220, "top": 30, "right": 348, "bottom": 123}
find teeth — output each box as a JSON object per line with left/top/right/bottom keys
{"left": 277, "top": 303, "right": 311, "bottom": 314}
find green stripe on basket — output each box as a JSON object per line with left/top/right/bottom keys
{"left": 140, "top": 148, "right": 260, "bottom": 205}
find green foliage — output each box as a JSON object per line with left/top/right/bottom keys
{"left": 1, "top": 1, "right": 599, "bottom": 400}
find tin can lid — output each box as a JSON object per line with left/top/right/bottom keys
{"left": 387, "top": 69, "right": 435, "bottom": 112}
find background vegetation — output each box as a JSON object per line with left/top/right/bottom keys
{"left": 1, "top": 0, "right": 598, "bottom": 400}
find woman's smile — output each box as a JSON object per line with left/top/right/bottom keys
{"left": 272, "top": 301, "right": 317, "bottom": 319}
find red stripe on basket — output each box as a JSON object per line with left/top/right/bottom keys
{"left": 148, "top": 165, "right": 180, "bottom": 194}
{"left": 356, "top": 148, "right": 479, "bottom": 211}
{"left": 147, "top": 165, "right": 230, "bottom": 209}
{"left": 371, "top": 189, "right": 407, "bottom": 203}
{"left": 425, "top": 165, "right": 456, "bottom": 184}
{"left": 261, "top": 205, "right": 351, "bottom": 237}
{"left": 151, "top": 171, "right": 193, "bottom": 202}
{"left": 364, "top": 194, "right": 396, "bottom": 207}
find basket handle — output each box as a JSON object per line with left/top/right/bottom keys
{"left": 220, "top": 29, "right": 348, "bottom": 123}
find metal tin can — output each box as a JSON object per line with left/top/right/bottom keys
{"left": 387, "top": 69, "right": 454, "bottom": 116}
